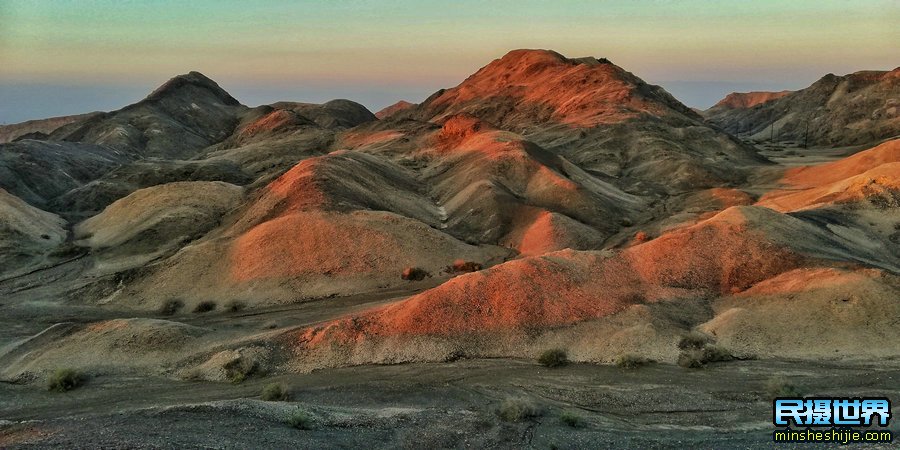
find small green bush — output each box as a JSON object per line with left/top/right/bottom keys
{"left": 194, "top": 301, "right": 216, "bottom": 313}
{"left": 261, "top": 382, "right": 288, "bottom": 401}
{"left": 287, "top": 409, "right": 316, "bottom": 430}
{"left": 765, "top": 376, "right": 804, "bottom": 400}
{"left": 47, "top": 368, "right": 82, "bottom": 392}
{"left": 615, "top": 354, "right": 652, "bottom": 369}
{"left": 497, "top": 397, "right": 540, "bottom": 422}
{"left": 559, "top": 410, "right": 584, "bottom": 428}
{"left": 538, "top": 349, "right": 568, "bottom": 368}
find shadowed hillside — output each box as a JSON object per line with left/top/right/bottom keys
{"left": 705, "top": 68, "right": 900, "bottom": 147}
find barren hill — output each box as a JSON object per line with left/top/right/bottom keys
{"left": 0, "top": 50, "right": 849, "bottom": 316}
{"left": 758, "top": 139, "right": 900, "bottom": 212}
{"left": 0, "top": 112, "right": 102, "bottom": 143}
{"left": 50, "top": 71, "right": 245, "bottom": 159}
{"left": 0, "top": 50, "right": 896, "bottom": 399}
{"left": 705, "top": 68, "right": 900, "bottom": 146}
{"left": 400, "top": 49, "right": 767, "bottom": 193}
{"left": 408, "top": 49, "right": 697, "bottom": 128}
{"left": 375, "top": 100, "right": 416, "bottom": 119}
{"left": 0, "top": 189, "right": 67, "bottom": 277}
{"left": 0, "top": 73, "right": 376, "bottom": 219}
{"left": 289, "top": 198, "right": 900, "bottom": 370}
{"left": 708, "top": 91, "right": 791, "bottom": 110}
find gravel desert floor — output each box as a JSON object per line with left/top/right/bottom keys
{"left": 3, "top": 357, "right": 899, "bottom": 449}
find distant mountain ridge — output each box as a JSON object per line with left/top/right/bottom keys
{"left": 705, "top": 67, "right": 900, "bottom": 146}
{"left": 0, "top": 112, "right": 103, "bottom": 144}
{"left": 709, "top": 91, "right": 791, "bottom": 110}
{"left": 375, "top": 100, "right": 416, "bottom": 119}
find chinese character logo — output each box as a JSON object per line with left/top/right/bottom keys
{"left": 774, "top": 398, "right": 891, "bottom": 427}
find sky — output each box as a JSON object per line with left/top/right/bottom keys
{"left": 0, "top": 0, "right": 897, "bottom": 124}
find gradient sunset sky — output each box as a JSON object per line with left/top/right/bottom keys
{"left": 1, "top": 0, "right": 897, "bottom": 123}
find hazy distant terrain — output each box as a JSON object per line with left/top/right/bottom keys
{"left": 0, "top": 112, "right": 103, "bottom": 144}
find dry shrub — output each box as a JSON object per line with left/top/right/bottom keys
{"left": 287, "top": 409, "right": 316, "bottom": 430}
{"left": 224, "top": 357, "right": 259, "bottom": 383}
{"left": 497, "top": 397, "right": 540, "bottom": 422}
{"left": 538, "top": 349, "right": 568, "bottom": 368}
{"left": 765, "top": 376, "right": 804, "bottom": 400}
{"left": 261, "top": 382, "right": 288, "bottom": 401}
{"left": 47, "top": 368, "right": 82, "bottom": 392}
{"left": 677, "top": 331, "right": 711, "bottom": 350}
{"left": 159, "top": 299, "right": 184, "bottom": 316}
{"left": 401, "top": 267, "right": 430, "bottom": 281}
{"left": 701, "top": 345, "right": 733, "bottom": 363}
{"left": 559, "top": 410, "right": 585, "bottom": 428}
{"left": 449, "top": 259, "right": 483, "bottom": 273}
{"left": 677, "top": 332, "right": 733, "bottom": 369}
{"left": 615, "top": 354, "right": 652, "bottom": 369}
{"left": 677, "top": 348, "right": 706, "bottom": 368}
{"left": 193, "top": 301, "right": 216, "bottom": 313}
{"left": 226, "top": 301, "right": 246, "bottom": 313}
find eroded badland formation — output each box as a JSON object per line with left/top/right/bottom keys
{"left": 1, "top": 50, "right": 898, "bottom": 448}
